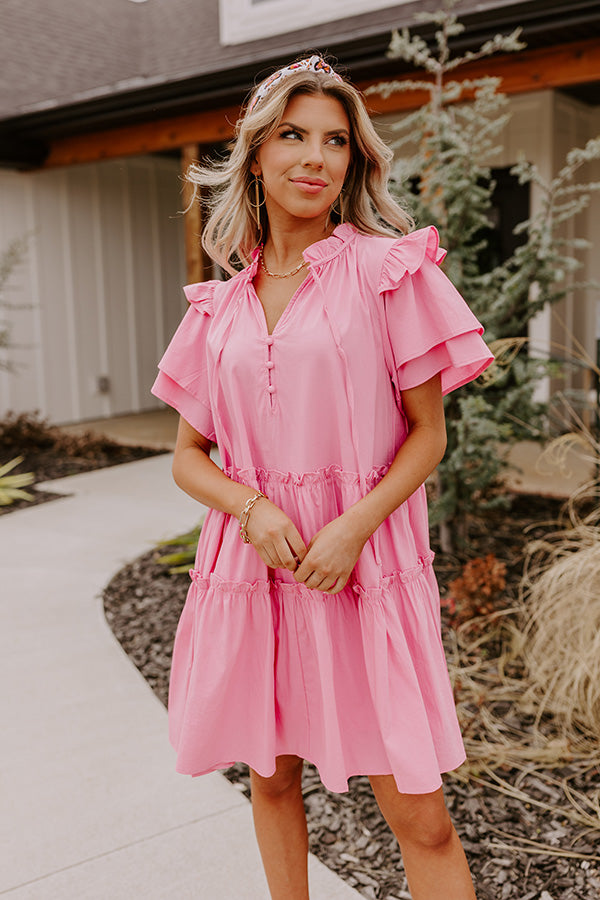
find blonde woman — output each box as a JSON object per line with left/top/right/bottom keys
{"left": 152, "top": 56, "right": 491, "bottom": 900}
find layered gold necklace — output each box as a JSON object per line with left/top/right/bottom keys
{"left": 258, "top": 246, "right": 308, "bottom": 279}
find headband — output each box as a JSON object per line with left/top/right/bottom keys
{"left": 247, "top": 56, "right": 344, "bottom": 114}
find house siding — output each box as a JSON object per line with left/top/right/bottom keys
{"left": 0, "top": 156, "right": 185, "bottom": 425}
{"left": 552, "top": 93, "right": 598, "bottom": 401}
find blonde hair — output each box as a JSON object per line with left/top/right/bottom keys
{"left": 188, "top": 61, "right": 413, "bottom": 274}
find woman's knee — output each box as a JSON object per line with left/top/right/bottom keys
{"left": 399, "top": 805, "right": 454, "bottom": 850}
{"left": 371, "top": 780, "right": 454, "bottom": 850}
{"left": 250, "top": 755, "right": 304, "bottom": 800}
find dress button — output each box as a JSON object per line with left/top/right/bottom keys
{"left": 266, "top": 361, "right": 274, "bottom": 369}
{"left": 267, "top": 385, "right": 275, "bottom": 393}
{"left": 266, "top": 336, "right": 274, "bottom": 346}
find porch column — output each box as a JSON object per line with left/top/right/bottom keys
{"left": 181, "top": 143, "right": 213, "bottom": 284}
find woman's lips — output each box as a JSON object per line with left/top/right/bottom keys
{"left": 291, "top": 178, "right": 327, "bottom": 194}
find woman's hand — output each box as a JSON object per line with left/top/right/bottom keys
{"left": 244, "top": 499, "right": 308, "bottom": 572}
{"left": 293, "top": 513, "right": 367, "bottom": 594}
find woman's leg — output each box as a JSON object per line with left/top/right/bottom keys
{"left": 250, "top": 754, "right": 309, "bottom": 900}
{"left": 369, "top": 775, "right": 476, "bottom": 900}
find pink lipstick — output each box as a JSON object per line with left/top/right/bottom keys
{"left": 291, "top": 177, "right": 327, "bottom": 194}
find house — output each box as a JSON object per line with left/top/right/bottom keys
{"left": 1, "top": 0, "right": 599, "bottom": 425}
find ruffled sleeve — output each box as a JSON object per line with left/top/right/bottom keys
{"left": 150, "top": 281, "right": 219, "bottom": 441}
{"left": 379, "top": 227, "right": 494, "bottom": 396}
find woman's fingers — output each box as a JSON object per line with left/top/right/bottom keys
{"left": 272, "top": 536, "right": 300, "bottom": 571}
{"left": 260, "top": 544, "right": 279, "bottom": 568}
{"left": 287, "top": 529, "right": 308, "bottom": 565}
{"left": 244, "top": 500, "right": 307, "bottom": 571}
{"left": 294, "top": 515, "right": 366, "bottom": 593}
{"left": 325, "top": 575, "right": 347, "bottom": 594}
{"left": 315, "top": 574, "right": 340, "bottom": 593}
{"left": 300, "top": 568, "right": 347, "bottom": 593}
{"left": 300, "top": 564, "right": 341, "bottom": 592}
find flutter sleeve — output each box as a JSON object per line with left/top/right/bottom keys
{"left": 151, "top": 281, "right": 219, "bottom": 441}
{"left": 379, "top": 226, "right": 494, "bottom": 395}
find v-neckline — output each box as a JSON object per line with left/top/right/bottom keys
{"left": 244, "top": 223, "right": 356, "bottom": 336}
{"left": 250, "top": 271, "right": 312, "bottom": 337}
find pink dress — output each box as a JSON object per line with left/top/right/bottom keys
{"left": 151, "top": 224, "right": 493, "bottom": 794}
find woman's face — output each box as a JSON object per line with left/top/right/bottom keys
{"left": 251, "top": 92, "right": 351, "bottom": 229}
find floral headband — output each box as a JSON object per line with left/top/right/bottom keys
{"left": 247, "top": 56, "right": 344, "bottom": 114}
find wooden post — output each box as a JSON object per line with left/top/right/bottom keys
{"left": 181, "top": 143, "right": 212, "bottom": 284}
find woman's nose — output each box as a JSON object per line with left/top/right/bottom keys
{"left": 302, "top": 139, "right": 324, "bottom": 168}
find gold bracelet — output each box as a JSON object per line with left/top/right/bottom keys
{"left": 239, "top": 491, "right": 266, "bottom": 543}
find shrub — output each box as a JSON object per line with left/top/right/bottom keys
{"left": 445, "top": 553, "right": 507, "bottom": 627}
{"left": 0, "top": 410, "right": 125, "bottom": 459}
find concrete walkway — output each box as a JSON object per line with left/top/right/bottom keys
{"left": 0, "top": 455, "right": 361, "bottom": 900}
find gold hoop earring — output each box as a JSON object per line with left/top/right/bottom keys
{"left": 250, "top": 176, "right": 266, "bottom": 229}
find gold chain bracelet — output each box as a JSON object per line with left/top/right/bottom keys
{"left": 239, "top": 490, "right": 266, "bottom": 543}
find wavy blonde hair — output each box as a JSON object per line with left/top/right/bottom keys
{"left": 188, "top": 60, "right": 413, "bottom": 274}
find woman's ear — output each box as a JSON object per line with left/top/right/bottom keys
{"left": 250, "top": 157, "right": 261, "bottom": 177}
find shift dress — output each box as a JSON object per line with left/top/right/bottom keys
{"left": 151, "top": 223, "right": 494, "bottom": 794}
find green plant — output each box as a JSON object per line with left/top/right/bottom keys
{"left": 0, "top": 455, "right": 34, "bottom": 505}
{"left": 368, "top": 0, "right": 600, "bottom": 550}
{"left": 154, "top": 525, "right": 203, "bottom": 574}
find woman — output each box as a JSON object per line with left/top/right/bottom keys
{"left": 152, "top": 55, "right": 492, "bottom": 900}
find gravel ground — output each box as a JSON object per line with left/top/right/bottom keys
{"left": 102, "top": 504, "right": 600, "bottom": 900}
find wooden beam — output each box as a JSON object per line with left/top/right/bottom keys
{"left": 42, "top": 36, "right": 600, "bottom": 169}
{"left": 181, "top": 143, "right": 213, "bottom": 284}
{"left": 361, "top": 35, "right": 600, "bottom": 116}
{"left": 44, "top": 105, "right": 239, "bottom": 168}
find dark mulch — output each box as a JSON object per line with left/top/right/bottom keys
{"left": 102, "top": 494, "right": 600, "bottom": 900}
{"left": 0, "top": 412, "right": 165, "bottom": 515}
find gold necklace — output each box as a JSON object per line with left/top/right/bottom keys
{"left": 259, "top": 246, "right": 308, "bottom": 279}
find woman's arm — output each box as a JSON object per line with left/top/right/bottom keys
{"left": 172, "top": 417, "right": 307, "bottom": 570}
{"left": 293, "top": 373, "right": 446, "bottom": 594}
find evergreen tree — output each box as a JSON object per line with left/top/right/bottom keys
{"left": 369, "top": 0, "right": 600, "bottom": 551}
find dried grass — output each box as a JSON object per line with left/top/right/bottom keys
{"left": 519, "top": 526, "right": 600, "bottom": 736}
{"left": 518, "top": 413, "right": 600, "bottom": 739}
{"left": 446, "top": 609, "right": 600, "bottom": 850}
{"left": 444, "top": 430, "right": 600, "bottom": 850}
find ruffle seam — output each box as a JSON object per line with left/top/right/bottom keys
{"left": 189, "top": 554, "right": 435, "bottom": 594}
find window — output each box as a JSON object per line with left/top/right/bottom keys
{"left": 479, "top": 167, "right": 530, "bottom": 272}
{"left": 219, "top": 0, "right": 415, "bottom": 45}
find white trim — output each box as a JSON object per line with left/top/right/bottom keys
{"left": 0, "top": 181, "right": 11, "bottom": 411}
{"left": 90, "top": 165, "right": 111, "bottom": 417}
{"left": 25, "top": 178, "right": 47, "bottom": 415}
{"left": 219, "top": 0, "right": 415, "bottom": 45}
{"left": 60, "top": 171, "right": 81, "bottom": 420}
{"left": 121, "top": 165, "right": 141, "bottom": 410}
{"left": 147, "top": 163, "right": 165, "bottom": 360}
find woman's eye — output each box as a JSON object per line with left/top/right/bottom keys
{"left": 328, "top": 135, "right": 348, "bottom": 147}
{"left": 280, "top": 129, "right": 302, "bottom": 140}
